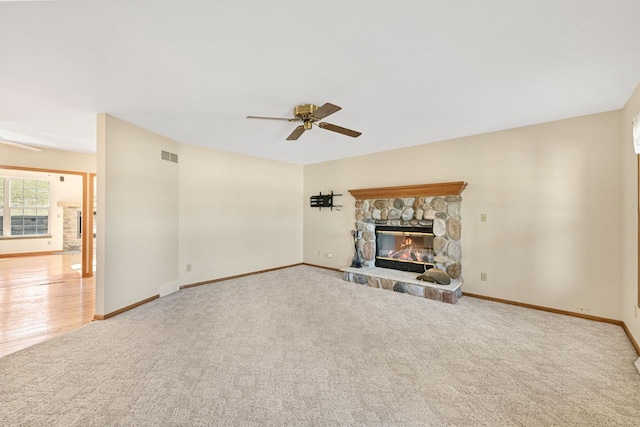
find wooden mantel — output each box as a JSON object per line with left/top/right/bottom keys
{"left": 348, "top": 181, "right": 467, "bottom": 200}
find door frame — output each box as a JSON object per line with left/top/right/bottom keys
{"left": 0, "top": 165, "right": 95, "bottom": 278}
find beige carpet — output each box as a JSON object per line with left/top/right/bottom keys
{"left": 1, "top": 265, "right": 639, "bottom": 426}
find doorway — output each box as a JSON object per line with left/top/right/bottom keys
{"left": 0, "top": 165, "right": 96, "bottom": 357}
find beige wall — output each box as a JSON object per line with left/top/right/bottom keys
{"left": 621, "top": 82, "right": 640, "bottom": 348}
{"left": 304, "top": 111, "right": 623, "bottom": 319}
{"left": 96, "top": 114, "right": 180, "bottom": 315}
{"left": 0, "top": 144, "right": 96, "bottom": 173}
{"left": 178, "top": 144, "right": 303, "bottom": 285}
{"left": 12, "top": 105, "right": 629, "bottom": 334}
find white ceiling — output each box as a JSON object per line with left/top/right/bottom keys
{"left": 1, "top": 0, "right": 640, "bottom": 164}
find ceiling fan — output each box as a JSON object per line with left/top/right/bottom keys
{"left": 247, "top": 103, "right": 362, "bottom": 140}
{"left": 0, "top": 137, "right": 42, "bottom": 152}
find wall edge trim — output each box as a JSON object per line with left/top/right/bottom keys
{"left": 0, "top": 251, "right": 61, "bottom": 258}
{"left": 621, "top": 321, "right": 640, "bottom": 356}
{"left": 93, "top": 295, "right": 159, "bottom": 320}
{"left": 302, "top": 262, "right": 341, "bottom": 272}
{"left": 463, "top": 292, "right": 639, "bottom": 356}
{"left": 180, "top": 263, "right": 304, "bottom": 289}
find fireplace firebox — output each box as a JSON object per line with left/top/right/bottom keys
{"left": 375, "top": 223, "right": 435, "bottom": 273}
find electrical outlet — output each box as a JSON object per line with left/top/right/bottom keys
{"left": 480, "top": 272, "right": 487, "bottom": 281}
{"left": 576, "top": 306, "right": 590, "bottom": 313}
{"left": 186, "top": 264, "right": 192, "bottom": 272}
{"left": 317, "top": 250, "right": 321, "bottom": 256}
{"left": 480, "top": 213, "right": 487, "bottom": 222}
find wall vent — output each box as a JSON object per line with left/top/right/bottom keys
{"left": 161, "top": 150, "right": 178, "bottom": 163}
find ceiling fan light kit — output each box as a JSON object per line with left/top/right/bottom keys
{"left": 247, "top": 102, "right": 361, "bottom": 141}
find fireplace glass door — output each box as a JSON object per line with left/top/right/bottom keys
{"left": 375, "top": 225, "right": 435, "bottom": 273}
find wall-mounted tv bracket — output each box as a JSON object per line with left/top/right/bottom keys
{"left": 310, "top": 191, "right": 342, "bottom": 211}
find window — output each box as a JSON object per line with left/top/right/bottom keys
{"left": 1, "top": 177, "right": 50, "bottom": 237}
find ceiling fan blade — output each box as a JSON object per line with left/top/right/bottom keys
{"left": 311, "top": 103, "right": 341, "bottom": 120}
{"left": 318, "top": 122, "right": 361, "bottom": 138}
{"left": 0, "top": 138, "right": 42, "bottom": 152}
{"left": 246, "top": 116, "right": 296, "bottom": 122}
{"left": 286, "top": 125, "right": 306, "bottom": 141}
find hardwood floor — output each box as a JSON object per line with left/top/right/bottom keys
{"left": 0, "top": 254, "right": 95, "bottom": 358}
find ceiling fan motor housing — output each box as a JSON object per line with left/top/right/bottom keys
{"left": 294, "top": 104, "right": 319, "bottom": 120}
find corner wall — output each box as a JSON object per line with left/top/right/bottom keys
{"left": 304, "top": 111, "right": 623, "bottom": 319}
{"left": 178, "top": 143, "right": 303, "bottom": 285}
{"left": 97, "top": 115, "right": 304, "bottom": 315}
{"left": 622, "top": 82, "right": 640, "bottom": 348}
{"left": 96, "top": 114, "right": 179, "bottom": 315}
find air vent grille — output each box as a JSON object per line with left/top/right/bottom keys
{"left": 161, "top": 150, "right": 178, "bottom": 163}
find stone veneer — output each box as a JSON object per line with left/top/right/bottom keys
{"left": 63, "top": 206, "right": 82, "bottom": 252}
{"left": 354, "top": 195, "right": 463, "bottom": 280}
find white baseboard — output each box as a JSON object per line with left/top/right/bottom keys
{"left": 635, "top": 357, "right": 640, "bottom": 376}
{"left": 160, "top": 281, "right": 180, "bottom": 298}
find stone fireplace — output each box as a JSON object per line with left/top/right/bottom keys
{"left": 341, "top": 182, "right": 467, "bottom": 304}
